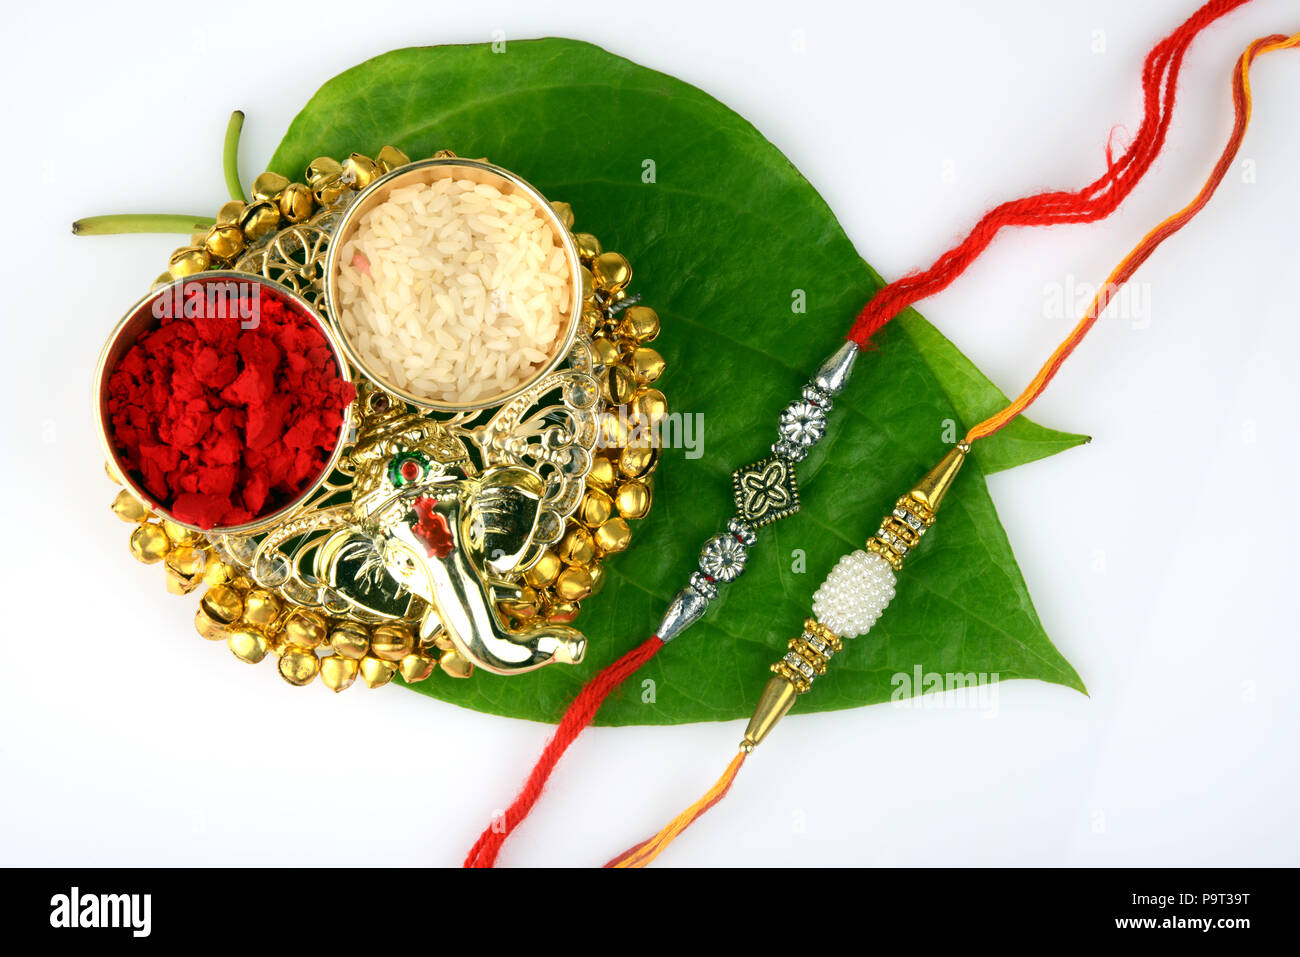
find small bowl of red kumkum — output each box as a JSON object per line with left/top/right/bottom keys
{"left": 95, "top": 272, "right": 356, "bottom": 533}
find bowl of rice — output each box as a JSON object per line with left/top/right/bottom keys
{"left": 324, "top": 157, "right": 583, "bottom": 411}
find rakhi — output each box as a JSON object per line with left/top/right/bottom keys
{"left": 465, "top": 1, "right": 1295, "bottom": 866}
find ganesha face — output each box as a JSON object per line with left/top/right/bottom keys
{"left": 316, "top": 426, "right": 586, "bottom": 675}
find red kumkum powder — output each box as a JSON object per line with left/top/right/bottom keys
{"left": 106, "top": 287, "right": 356, "bottom": 529}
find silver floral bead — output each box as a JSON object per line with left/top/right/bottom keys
{"left": 779, "top": 399, "right": 828, "bottom": 448}
{"left": 699, "top": 533, "right": 748, "bottom": 582}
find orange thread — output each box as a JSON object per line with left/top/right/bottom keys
{"left": 965, "top": 30, "right": 1300, "bottom": 445}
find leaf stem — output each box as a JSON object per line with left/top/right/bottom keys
{"left": 71, "top": 214, "right": 216, "bottom": 236}
{"left": 224, "top": 110, "right": 247, "bottom": 203}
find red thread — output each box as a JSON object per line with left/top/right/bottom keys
{"left": 463, "top": 635, "right": 664, "bottom": 867}
{"left": 846, "top": 0, "right": 1252, "bottom": 348}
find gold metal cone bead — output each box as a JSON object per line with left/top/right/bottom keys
{"left": 320, "top": 654, "right": 359, "bottom": 693}
{"left": 278, "top": 647, "right": 319, "bottom": 686}
{"left": 742, "top": 676, "right": 800, "bottom": 751}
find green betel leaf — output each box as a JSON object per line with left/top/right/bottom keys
{"left": 271, "top": 38, "right": 1088, "bottom": 725}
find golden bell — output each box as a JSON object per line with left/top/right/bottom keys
{"left": 498, "top": 585, "right": 540, "bottom": 620}
{"left": 306, "top": 156, "right": 342, "bottom": 188}
{"left": 591, "top": 337, "right": 619, "bottom": 368}
{"left": 548, "top": 601, "right": 580, "bottom": 625}
{"left": 242, "top": 589, "right": 281, "bottom": 628}
{"left": 592, "top": 251, "right": 631, "bottom": 292}
{"left": 227, "top": 628, "right": 268, "bottom": 664}
{"left": 574, "top": 233, "right": 601, "bottom": 262}
{"left": 360, "top": 655, "right": 397, "bottom": 688}
{"left": 166, "top": 545, "right": 207, "bottom": 577}
{"left": 399, "top": 653, "right": 436, "bottom": 683}
{"left": 551, "top": 201, "right": 575, "bottom": 230}
{"left": 580, "top": 266, "right": 595, "bottom": 303}
{"left": 554, "top": 566, "right": 593, "bottom": 601}
{"left": 523, "top": 550, "right": 561, "bottom": 588}
{"left": 588, "top": 562, "right": 606, "bottom": 596}
{"left": 278, "top": 647, "right": 320, "bottom": 686}
{"left": 329, "top": 621, "right": 370, "bottom": 659}
{"left": 615, "top": 480, "right": 652, "bottom": 520}
{"left": 578, "top": 488, "right": 613, "bottom": 527}
{"left": 595, "top": 518, "right": 632, "bottom": 554}
{"left": 165, "top": 567, "right": 201, "bottom": 595}
{"left": 238, "top": 200, "right": 281, "bottom": 241}
{"left": 586, "top": 455, "right": 617, "bottom": 490}
{"left": 558, "top": 525, "right": 596, "bottom": 565}
{"left": 111, "top": 489, "right": 149, "bottom": 523}
{"left": 438, "top": 649, "right": 473, "bottom": 679}
{"left": 161, "top": 520, "right": 201, "bottom": 546}
{"left": 216, "top": 200, "right": 245, "bottom": 225}
{"left": 370, "top": 622, "right": 415, "bottom": 661}
{"left": 320, "top": 654, "right": 359, "bottom": 692}
{"left": 341, "top": 153, "right": 381, "bottom": 189}
{"left": 581, "top": 304, "right": 605, "bottom": 336}
{"left": 376, "top": 144, "right": 411, "bottom": 172}
{"left": 633, "top": 389, "right": 668, "bottom": 424}
{"left": 200, "top": 584, "right": 244, "bottom": 625}
{"left": 630, "top": 347, "right": 665, "bottom": 384}
{"left": 617, "top": 305, "right": 660, "bottom": 342}
{"left": 204, "top": 223, "right": 245, "bottom": 260}
{"left": 283, "top": 609, "right": 327, "bottom": 649}
{"left": 129, "top": 524, "right": 169, "bottom": 564}
{"left": 619, "top": 443, "right": 658, "bottom": 478}
{"left": 194, "top": 607, "right": 230, "bottom": 642}
{"left": 315, "top": 177, "right": 349, "bottom": 206}
{"left": 278, "top": 183, "right": 314, "bottom": 223}
{"left": 422, "top": 626, "right": 456, "bottom": 653}
{"left": 202, "top": 561, "right": 232, "bottom": 586}
{"left": 251, "top": 171, "right": 290, "bottom": 201}
{"left": 600, "top": 365, "right": 637, "bottom": 406}
{"left": 168, "top": 246, "right": 210, "bottom": 279}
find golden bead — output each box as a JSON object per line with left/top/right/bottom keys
{"left": 341, "top": 153, "right": 381, "bottom": 189}
{"left": 252, "top": 171, "right": 290, "bottom": 201}
{"left": 573, "top": 232, "right": 601, "bottom": 260}
{"left": 371, "top": 622, "right": 415, "bottom": 661}
{"left": 578, "top": 488, "right": 613, "bottom": 527}
{"left": 551, "top": 201, "right": 575, "bottom": 230}
{"left": 615, "top": 480, "right": 652, "bottom": 520}
{"left": 278, "top": 183, "right": 314, "bottom": 223}
{"left": 238, "top": 200, "right": 281, "bottom": 241}
{"left": 548, "top": 601, "right": 580, "bottom": 625}
{"left": 167, "top": 246, "right": 209, "bottom": 279}
{"left": 166, "top": 545, "right": 207, "bottom": 578}
{"left": 129, "top": 523, "right": 169, "bottom": 564}
{"left": 591, "top": 337, "right": 619, "bottom": 368}
{"left": 630, "top": 347, "right": 665, "bottom": 384}
{"left": 202, "top": 561, "right": 232, "bottom": 586}
{"left": 111, "top": 488, "right": 149, "bottom": 523}
{"left": 376, "top": 145, "right": 411, "bottom": 172}
{"left": 633, "top": 388, "right": 668, "bottom": 424}
{"left": 558, "top": 525, "right": 596, "bottom": 565}
{"left": 586, "top": 455, "right": 618, "bottom": 489}
{"left": 278, "top": 647, "right": 319, "bottom": 686}
{"left": 306, "top": 156, "right": 342, "bottom": 188}
{"left": 360, "top": 655, "right": 397, "bottom": 688}
{"left": 242, "top": 589, "right": 281, "bottom": 628}
{"left": 600, "top": 365, "right": 637, "bottom": 406}
{"left": 200, "top": 584, "right": 244, "bottom": 625}
{"left": 227, "top": 628, "right": 268, "bottom": 664}
{"left": 554, "top": 566, "right": 593, "bottom": 601}
{"left": 523, "top": 550, "right": 562, "bottom": 588}
{"left": 595, "top": 517, "right": 632, "bottom": 554}
{"left": 194, "top": 606, "right": 230, "bottom": 641}
{"left": 438, "top": 649, "right": 473, "bottom": 679}
{"left": 320, "top": 654, "right": 359, "bottom": 693}
{"left": 617, "top": 305, "right": 660, "bottom": 342}
{"left": 619, "top": 443, "right": 658, "bottom": 478}
{"left": 399, "top": 653, "right": 436, "bottom": 683}
{"left": 216, "top": 200, "right": 245, "bottom": 225}
{"left": 283, "top": 609, "right": 327, "bottom": 649}
{"left": 329, "top": 621, "right": 370, "bottom": 659}
{"left": 592, "top": 252, "right": 632, "bottom": 292}
{"left": 589, "top": 562, "right": 606, "bottom": 596}
{"left": 204, "top": 223, "right": 245, "bottom": 260}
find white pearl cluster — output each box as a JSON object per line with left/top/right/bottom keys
{"left": 811, "top": 549, "right": 896, "bottom": 638}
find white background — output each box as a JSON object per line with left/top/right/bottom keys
{"left": 2, "top": 0, "right": 1297, "bottom": 867}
